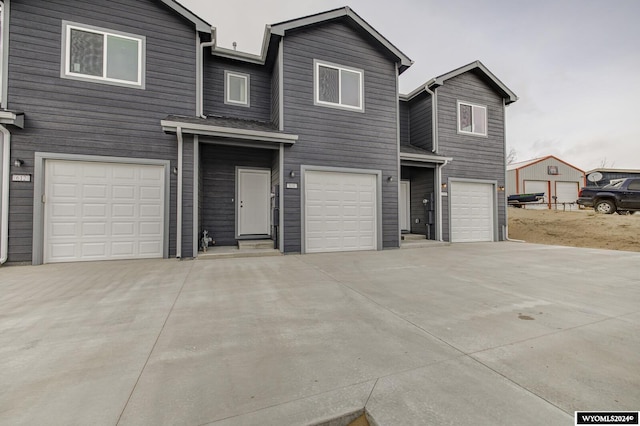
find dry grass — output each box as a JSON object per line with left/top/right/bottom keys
{"left": 507, "top": 207, "right": 640, "bottom": 252}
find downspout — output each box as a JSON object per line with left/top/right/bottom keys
{"left": 425, "top": 80, "right": 446, "bottom": 241}
{"left": 176, "top": 126, "right": 183, "bottom": 258}
{"left": 423, "top": 80, "right": 437, "bottom": 153}
{"left": 502, "top": 98, "right": 523, "bottom": 242}
{"left": 436, "top": 159, "right": 448, "bottom": 242}
{"left": 198, "top": 28, "right": 216, "bottom": 118}
{"left": 0, "top": 125, "right": 9, "bottom": 264}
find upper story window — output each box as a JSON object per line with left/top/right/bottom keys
{"left": 314, "top": 60, "right": 363, "bottom": 112}
{"left": 457, "top": 101, "right": 487, "bottom": 136}
{"left": 62, "top": 21, "right": 145, "bottom": 89}
{"left": 224, "top": 71, "right": 250, "bottom": 107}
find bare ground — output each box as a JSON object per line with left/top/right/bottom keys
{"left": 507, "top": 207, "right": 640, "bottom": 252}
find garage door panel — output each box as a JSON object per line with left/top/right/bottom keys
{"left": 305, "top": 171, "right": 377, "bottom": 253}
{"left": 83, "top": 184, "right": 107, "bottom": 198}
{"left": 44, "top": 160, "right": 165, "bottom": 263}
{"left": 113, "top": 185, "right": 135, "bottom": 199}
{"left": 82, "top": 223, "right": 106, "bottom": 237}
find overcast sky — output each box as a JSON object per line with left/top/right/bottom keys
{"left": 181, "top": 0, "right": 640, "bottom": 171}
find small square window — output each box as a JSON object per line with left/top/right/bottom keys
{"left": 62, "top": 21, "right": 144, "bottom": 88}
{"left": 225, "top": 71, "right": 250, "bottom": 107}
{"left": 457, "top": 101, "right": 487, "bottom": 136}
{"left": 314, "top": 60, "right": 363, "bottom": 112}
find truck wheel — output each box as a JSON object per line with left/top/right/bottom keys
{"left": 594, "top": 200, "right": 616, "bottom": 214}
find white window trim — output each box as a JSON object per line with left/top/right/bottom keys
{"left": 457, "top": 100, "right": 488, "bottom": 137}
{"left": 61, "top": 21, "right": 145, "bottom": 89}
{"left": 314, "top": 59, "right": 364, "bottom": 112}
{"left": 224, "top": 71, "right": 250, "bottom": 107}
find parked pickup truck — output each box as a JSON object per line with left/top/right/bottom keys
{"left": 577, "top": 178, "right": 640, "bottom": 214}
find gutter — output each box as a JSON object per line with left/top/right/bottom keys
{"left": 0, "top": 125, "right": 9, "bottom": 264}
{"left": 176, "top": 126, "right": 183, "bottom": 259}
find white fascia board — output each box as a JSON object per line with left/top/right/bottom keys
{"left": 271, "top": 7, "right": 412, "bottom": 68}
{"left": 400, "top": 152, "right": 452, "bottom": 164}
{"left": 159, "top": 0, "right": 211, "bottom": 33}
{"left": 430, "top": 61, "right": 518, "bottom": 104}
{"left": 211, "top": 25, "right": 272, "bottom": 65}
{"left": 161, "top": 120, "right": 298, "bottom": 145}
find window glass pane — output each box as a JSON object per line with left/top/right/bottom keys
{"left": 228, "top": 75, "right": 246, "bottom": 103}
{"left": 70, "top": 29, "right": 103, "bottom": 76}
{"left": 628, "top": 180, "right": 640, "bottom": 190}
{"left": 318, "top": 66, "right": 339, "bottom": 103}
{"left": 106, "top": 35, "right": 139, "bottom": 82}
{"left": 473, "top": 105, "right": 486, "bottom": 134}
{"left": 459, "top": 104, "right": 472, "bottom": 132}
{"left": 341, "top": 70, "right": 361, "bottom": 107}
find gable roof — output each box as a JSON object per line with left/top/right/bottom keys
{"left": 404, "top": 60, "right": 518, "bottom": 104}
{"left": 507, "top": 155, "right": 584, "bottom": 173}
{"left": 159, "top": 0, "right": 211, "bottom": 33}
{"left": 212, "top": 7, "right": 413, "bottom": 72}
{"left": 271, "top": 7, "right": 412, "bottom": 72}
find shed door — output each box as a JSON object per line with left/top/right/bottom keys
{"left": 44, "top": 160, "right": 165, "bottom": 263}
{"left": 450, "top": 181, "right": 494, "bottom": 242}
{"left": 555, "top": 181, "right": 579, "bottom": 203}
{"left": 304, "top": 170, "right": 377, "bottom": 253}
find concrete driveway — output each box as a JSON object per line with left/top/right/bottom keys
{"left": 1, "top": 242, "right": 639, "bottom": 425}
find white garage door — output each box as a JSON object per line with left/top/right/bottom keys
{"left": 556, "top": 181, "right": 579, "bottom": 203}
{"left": 450, "top": 181, "right": 494, "bottom": 242}
{"left": 44, "top": 160, "right": 165, "bottom": 263}
{"left": 305, "top": 170, "right": 377, "bottom": 253}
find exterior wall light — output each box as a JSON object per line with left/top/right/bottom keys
{"left": 498, "top": 185, "right": 505, "bottom": 191}
{"left": 289, "top": 170, "right": 296, "bottom": 178}
{"left": 387, "top": 176, "right": 394, "bottom": 182}
{"left": 441, "top": 183, "right": 447, "bottom": 190}
{"left": 14, "top": 159, "right": 23, "bottom": 167}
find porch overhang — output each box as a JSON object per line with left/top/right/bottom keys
{"left": 400, "top": 152, "right": 452, "bottom": 164}
{"left": 0, "top": 110, "right": 25, "bottom": 128}
{"left": 161, "top": 119, "right": 298, "bottom": 146}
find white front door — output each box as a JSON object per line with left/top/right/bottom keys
{"left": 400, "top": 181, "right": 410, "bottom": 232}
{"left": 237, "top": 168, "right": 271, "bottom": 236}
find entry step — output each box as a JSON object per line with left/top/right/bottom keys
{"left": 238, "top": 239, "right": 275, "bottom": 250}
{"left": 401, "top": 233, "right": 427, "bottom": 241}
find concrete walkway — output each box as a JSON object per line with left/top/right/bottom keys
{"left": 1, "top": 242, "right": 638, "bottom": 425}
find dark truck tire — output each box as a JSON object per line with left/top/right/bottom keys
{"left": 594, "top": 199, "right": 616, "bottom": 214}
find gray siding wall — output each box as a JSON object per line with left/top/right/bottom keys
{"left": 271, "top": 61, "right": 280, "bottom": 127}
{"left": 6, "top": 0, "right": 198, "bottom": 262}
{"left": 281, "top": 20, "right": 400, "bottom": 253}
{"left": 203, "top": 56, "right": 272, "bottom": 122}
{"left": 408, "top": 92, "right": 433, "bottom": 151}
{"left": 199, "top": 143, "right": 274, "bottom": 247}
{"left": 399, "top": 100, "right": 409, "bottom": 146}
{"left": 436, "top": 70, "right": 506, "bottom": 241}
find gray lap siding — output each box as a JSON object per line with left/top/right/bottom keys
{"left": 436, "top": 71, "right": 506, "bottom": 242}
{"left": 6, "top": 0, "right": 198, "bottom": 262}
{"left": 408, "top": 92, "right": 433, "bottom": 151}
{"left": 203, "top": 56, "right": 272, "bottom": 122}
{"left": 281, "top": 21, "right": 400, "bottom": 253}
